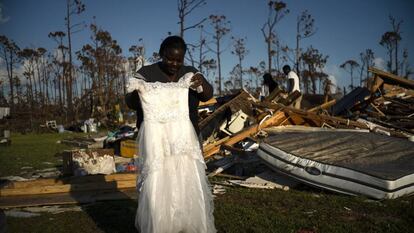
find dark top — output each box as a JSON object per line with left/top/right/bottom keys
{"left": 263, "top": 74, "right": 278, "bottom": 94}
{"left": 125, "top": 62, "right": 213, "bottom": 135}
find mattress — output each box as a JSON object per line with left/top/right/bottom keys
{"left": 257, "top": 130, "right": 414, "bottom": 199}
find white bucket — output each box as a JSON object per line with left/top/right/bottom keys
{"left": 3, "top": 130, "right": 10, "bottom": 138}
{"left": 57, "top": 125, "right": 65, "bottom": 133}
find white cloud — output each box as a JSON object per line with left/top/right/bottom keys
{"left": 0, "top": 3, "right": 10, "bottom": 24}
{"left": 323, "top": 64, "right": 342, "bottom": 93}
{"left": 373, "top": 57, "right": 386, "bottom": 70}
{"left": 327, "top": 75, "right": 337, "bottom": 93}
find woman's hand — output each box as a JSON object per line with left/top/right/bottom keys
{"left": 190, "top": 73, "right": 204, "bottom": 90}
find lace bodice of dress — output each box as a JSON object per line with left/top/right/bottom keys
{"left": 127, "top": 72, "right": 205, "bottom": 178}
{"left": 127, "top": 73, "right": 193, "bottom": 123}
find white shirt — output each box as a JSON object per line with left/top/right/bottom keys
{"left": 288, "top": 71, "right": 300, "bottom": 93}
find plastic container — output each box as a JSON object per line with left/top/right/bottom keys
{"left": 120, "top": 140, "right": 138, "bottom": 158}
{"left": 3, "top": 130, "right": 10, "bottom": 138}
{"left": 57, "top": 125, "right": 64, "bottom": 133}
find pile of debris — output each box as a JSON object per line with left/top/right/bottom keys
{"left": 199, "top": 67, "right": 414, "bottom": 199}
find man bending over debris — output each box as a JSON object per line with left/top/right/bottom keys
{"left": 283, "top": 65, "right": 302, "bottom": 109}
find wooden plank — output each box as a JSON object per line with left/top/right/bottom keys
{"left": 254, "top": 102, "right": 369, "bottom": 129}
{"left": 278, "top": 90, "right": 301, "bottom": 106}
{"left": 370, "top": 75, "right": 384, "bottom": 93}
{"left": 1, "top": 179, "right": 137, "bottom": 196}
{"left": 3, "top": 173, "right": 137, "bottom": 189}
{"left": 252, "top": 101, "right": 283, "bottom": 111}
{"left": 370, "top": 103, "right": 386, "bottom": 117}
{"left": 287, "top": 114, "right": 306, "bottom": 125}
{"left": 0, "top": 188, "right": 137, "bottom": 209}
{"left": 263, "top": 88, "right": 284, "bottom": 103}
{"left": 307, "top": 99, "right": 337, "bottom": 112}
{"left": 203, "top": 136, "right": 230, "bottom": 153}
{"left": 280, "top": 105, "right": 369, "bottom": 129}
{"left": 369, "top": 67, "right": 414, "bottom": 89}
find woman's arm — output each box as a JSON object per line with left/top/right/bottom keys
{"left": 125, "top": 90, "right": 144, "bottom": 128}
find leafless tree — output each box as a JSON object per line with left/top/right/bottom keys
{"left": 177, "top": 0, "right": 207, "bottom": 66}
{"left": 76, "top": 24, "right": 124, "bottom": 122}
{"left": 379, "top": 16, "right": 402, "bottom": 75}
{"left": 34, "top": 47, "right": 47, "bottom": 105}
{"left": 389, "top": 16, "right": 403, "bottom": 75}
{"left": 208, "top": 15, "right": 230, "bottom": 96}
{"left": 49, "top": 31, "right": 68, "bottom": 107}
{"left": 18, "top": 48, "right": 37, "bottom": 108}
{"left": 295, "top": 10, "right": 316, "bottom": 75}
{"left": 0, "top": 35, "right": 20, "bottom": 111}
{"left": 246, "top": 65, "right": 264, "bottom": 94}
{"left": 229, "top": 65, "right": 239, "bottom": 90}
{"left": 65, "top": 0, "right": 85, "bottom": 119}
{"left": 196, "top": 25, "right": 209, "bottom": 73}
{"left": 128, "top": 38, "right": 145, "bottom": 72}
{"left": 340, "top": 59, "right": 359, "bottom": 91}
{"left": 401, "top": 48, "right": 412, "bottom": 78}
{"left": 231, "top": 36, "right": 248, "bottom": 89}
{"left": 359, "top": 49, "right": 374, "bottom": 86}
{"left": 301, "top": 47, "right": 328, "bottom": 94}
{"left": 201, "top": 58, "right": 216, "bottom": 86}
{"left": 177, "top": 0, "right": 207, "bottom": 38}
{"left": 261, "top": 1, "right": 289, "bottom": 73}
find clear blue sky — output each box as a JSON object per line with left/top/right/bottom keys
{"left": 1, "top": 0, "right": 413, "bottom": 92}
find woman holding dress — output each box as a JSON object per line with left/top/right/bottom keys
{"left": 126, "top": 36, "right": 216, "bottom": 233}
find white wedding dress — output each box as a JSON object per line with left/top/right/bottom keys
{"left": 127, "top": 74, "right": 216, "bottom": 233}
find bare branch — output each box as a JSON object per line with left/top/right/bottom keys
{"left": 184, "top": 0, "right": 206, "bottom": 17}
{"left": 184, "top": 18, "right": 207, "bottom": 31}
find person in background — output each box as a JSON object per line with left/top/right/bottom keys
{"left": 282, "top": 65, "right": 302, "bottom": 109}
{"left": 259, "top": 73, "right": 278, "bottom": 101}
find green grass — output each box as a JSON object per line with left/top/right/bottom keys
{"left": 2, "top": 133, "right": 414, "bottom": 233}
{"left": 0, "top": 132, "right": 81, "bottom": 177}
{"left": 214, "top": 187, "right": 414, "bottom": 233}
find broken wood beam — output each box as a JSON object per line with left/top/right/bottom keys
{"left": 370, "top": 103, "right": 386, "bottom": 117}
{"left": 280, "top": 105, "right": 370, "bottom": 129}
{"left": 0, "top": 173, "right": 137, "bottom": 196}
{"left": 3, "top": 173, "right": 136, "bottom": 189}
{"left": 203, "top": 136, "right": 230, "bottom": 154}
{"left": 263, "top": 88, "right": 284, "bottom": 103}
{"left": 0, "top": 188, "right": 137, "bottom": 208}
{"left": 307, "top": 99, "right": 337, "bottom": 112}
{"left": 279, "top": 90, "right": 301, "bottom": 106}
{"left": 370, "top": 75, "right": 384, "bottom": 93}
{"left": 369, "top": 67, "right": 414, "bottom": 89}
